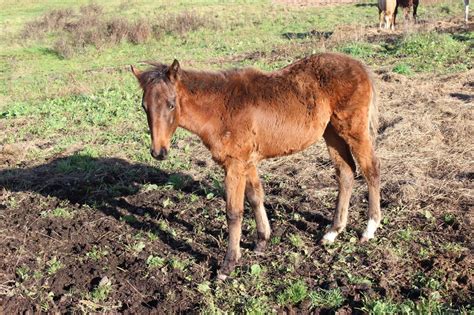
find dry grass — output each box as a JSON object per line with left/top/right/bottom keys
{"left": 20, "top": 4, "right": 218, "bottom": 58}
{"left": 375, "top": 70, "right": 473, "bottom": 214}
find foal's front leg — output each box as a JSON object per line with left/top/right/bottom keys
{"left": 217, "top": 161, "right": 246, "bottom": 280}
{"left": 245, "top": 165, "right": 271, "bottom": 253}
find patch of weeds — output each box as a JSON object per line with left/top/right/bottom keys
{"left": 393, "top": 63, "right": 412, "bottom": 75}
{"left": 169, "top": 257, "right": 190, "bottom": 271}
{"left": 398, "top": 227, "right": 414, "bottom": 241}
{"left": 157, "top": 219, "right": 177, "bottom": 237}
{"left": 162, "top": 197, "right": 174, "bottom": 208}
{"left": 442, "top": 213, "right": 456, "bottom": 225}
{"left": 339, "top": 42, "right": 376, "bottom": 58}
{"left": 361, "top": 297, "right": 399, "bottom": 314}
{"left": 86, "top": 246, "right": 109, "bottom": 261}
{"left": 89, "top": 277, "right": 112, "bottom": 303}
{"left": 166, "top": 173, "right": 188, "bottom": 190}
{"left": 41, "top": 207, "right": 73, "bottom": 219}
{"left": 288, "top": 233, "right": 304, "bottom": 248}
{"left": 46, "top": 257, "right": 62, "bottom": 275}
{"left": 249, "top": 263, "right": 263, "bottom": 278}
{"left": 16, "top": 266, "right": 30, "bottom": 281}
{"left": 197, "top": 281, "right": 212, "bottom": 294}
{"left": 189, "top": 193, "right": 199, "bottom": 202}
{"left": 126, "top": 241, "right": 145, "bottom": 255}
{"left": 441, "top": 242, "right": 466, "bottom": 254}
{"left": 270, "top": 236, "right": 281, "bottom": 245}
{"left": 146, "top": 255, "right": 165, "bottom": 269}
{"left": 390, "top": 32, "right": 472, "bottom": 72}
{"left": 362, "top": 296, "right": 454, "bottom": 314}
{"left": 309, "top": 288, "right": 345, "bottom": 309}
{"left": 242, "top": 296, "right": 272, "bottom": 314}
{"left": 277, "top": 280, "right": 308, "bottom": 306}
{"left": 120, "top": 214, "right": 138, "bottom": 224}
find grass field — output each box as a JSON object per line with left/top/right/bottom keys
{"left": 0, "top": 0, "right": 473, "bottom": 313}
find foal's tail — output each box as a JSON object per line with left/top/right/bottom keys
{"left": 367, "top": 72, "right": 379, "bottom": 144}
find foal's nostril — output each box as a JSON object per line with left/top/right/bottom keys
{"left": 150, "top": 148, "right": 168, "bottom": 160}
{"left": 150, "top": 148, "right": 159, "bottom": 159}
{"left": 158, "top": 147, "right": 168, "bottom": 160}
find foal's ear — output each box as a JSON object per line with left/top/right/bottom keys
{"left": 168, "top": 59, "right": 181, "bottom": 81}
{"left": 130, "top": 65, "right": 142, "bottom": 80}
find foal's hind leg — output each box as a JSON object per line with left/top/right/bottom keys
{"left": 321, "top": 124, "right": 356, "bottom": 244}
{"left": 245, "top": 165, "right": 271, "bottom": 253}
{"left": 346, "top": 136, "right": 381, "bottom": 242}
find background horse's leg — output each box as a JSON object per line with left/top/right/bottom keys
{"left": 413, "top": 0, "right": 419, "bottom": 22}
{"left": 321, "top": 124, "right": 356, "bottom": 244}
{"left": 217, "top": 161, "right": 246, "bottom": 280}
{"left": 347, "top": 138, "right": 381, "bottom": 242}
{"left": 245, "top": 165, "right": 271, "bottom": 253}
{"left": 465, "top": 0, "right": 470, "bottom": 22}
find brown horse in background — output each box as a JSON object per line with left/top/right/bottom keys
{"left": 131, "top": 53, "right": 381, "bottom": 280}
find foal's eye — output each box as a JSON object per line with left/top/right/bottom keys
{"left": 167, "top": 99, "right": 176, "bottom": 110}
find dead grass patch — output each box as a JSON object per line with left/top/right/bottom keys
{"left": 20, "top": 5, "right": 219, "bottom": 58}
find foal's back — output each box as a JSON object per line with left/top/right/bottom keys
{"left": 223, "top": 53, "right": 373, "bottom": 160}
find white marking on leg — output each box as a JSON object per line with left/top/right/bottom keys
{"left": 322, "top": 231, "right": 338, "bottom": 243}
{"left": 362, "top": 219, "right": 379, "bottom": 240}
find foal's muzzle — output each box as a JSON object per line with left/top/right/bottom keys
{"left": 151, "top": 147, "right": 168, "bottom": 160}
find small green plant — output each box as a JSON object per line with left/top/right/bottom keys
{"left": 41, "top": 207, "right": 73, "bottom": 219}
{"left": 361, "top": 297, "right": 399, "bottom": 314}
{"left": 197, "top": 281, "right": 211, "bottom": 294}
{"left": 126, "top": 241, "right": 145, "bottom": 255}
{"left": 398, "top": 227, "right": 414, "bottom": 241}
{"left": 393, "top": 63, "right": 412, "bottom": 75}
{"left": 339, "top": 42, "right": 376, "bottom": 58}
{"left": 46, "top": 257, "right": 62, "bottom": 275}
{"left": 90, "top": 277, "right": 112, "bottom": 303}
{"left": 442, "top": 213, "right": 455, "bottom": 225}
{"left": 121, "top": 214, "right": 138, "bottom": 223}
{"left": 85, "top": 246, "right": 109, "bottom": 261}
{"left": 243, "top": 296, "right": 271, "bottom": 315}
{"left": 309, "top": 288, "right": 345, "bottom": 309}
{"left": 270, "top": 236, "right": 281, "bottom": 245}
{"left": 288, "top": 234, "right": 304, "bottom": 248}
{"left": 16, "top": 266, "right": 30, "bottom": 281}
{"left": 146, "top": 255, "right": 165, "bottom": 269}
{"left": 169, "top": 257, "right": 189, "bottom": 271}
{"left": 277, "top": 280, "right": 308, "bottom": 306}
{"left": 250, "top": 263, "right": 263, "bottom": 277}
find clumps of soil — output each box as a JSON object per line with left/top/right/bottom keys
{"left": 21, "top": 4, "right": 219, "bottom": 58}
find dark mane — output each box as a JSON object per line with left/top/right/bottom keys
{"left": 138, "top": 62, "right": 169, "bottom": 89}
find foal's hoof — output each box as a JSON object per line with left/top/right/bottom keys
{"left": 320, "top": 231, "right": 338, "bottom": 245}
{"left": 216, "top": 273, "right": 228, "bottom": 281}
{"left": 359, "top": 235, "right": 373, "bottom": 243}
{"left": 254, "top": 241, "right": 267, "bottom": 254}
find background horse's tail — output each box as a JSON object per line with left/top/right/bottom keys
{"left": 367, "top": 71, "right": 379, "bottom": 144}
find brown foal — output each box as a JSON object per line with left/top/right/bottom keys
{"left": 131, "top": 53, "right": 381, "bottom": 280}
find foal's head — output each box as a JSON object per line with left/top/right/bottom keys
{"left": 131, "top": 60, "right": 181, "bottom": 160}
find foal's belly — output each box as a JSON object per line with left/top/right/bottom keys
{"left": 256, "top": 118, "right": 327, "bottom": 159}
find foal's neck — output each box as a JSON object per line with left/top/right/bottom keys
{"left": 177, "top": 70, "right": 227, "bottom": 147}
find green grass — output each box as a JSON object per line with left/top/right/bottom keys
{"left": 309, "top": 288, "right": 345, "bottom": 309}
{"left": 85, "top": 246, "right": 109, "bottom": 261}
{"left": 277, "top": 280, "right": 308, "bottom": 306}
{"left": 46, "top": 256, "right": 62, "bottom": 275}
{"left": 41, "top": 207, "right": 73, "bottom": 218}
{"left": 146, "top": 254, "right": 166, "bottom": 269}
{"left": 361, "top": 296, "right": 458, "bottom": 315}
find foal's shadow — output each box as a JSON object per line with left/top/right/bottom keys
{"left": 0, "top": 154, "right": 219, "bottom": 265}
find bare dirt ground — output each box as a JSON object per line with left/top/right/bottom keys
{"left": 0, "top": 22, "right": 473, "bottom": 314}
